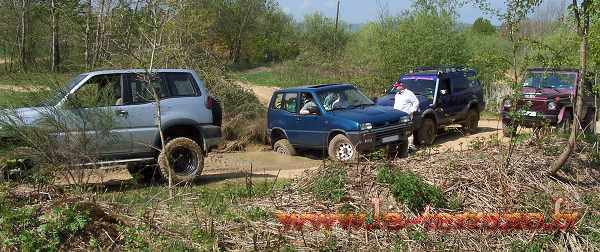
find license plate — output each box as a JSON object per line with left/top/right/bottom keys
{"left": 524, "top": 111, "right": 537, "bottom": 117}
{"left": 382, "top": 135, "right": 400, "bottom": 143}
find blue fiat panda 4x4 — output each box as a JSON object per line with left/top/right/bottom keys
{"left": 267, "top": 84, "right": 412, "bottom": 162}
{"left": 376, "top": 67, "right": 485, "bottom": 146}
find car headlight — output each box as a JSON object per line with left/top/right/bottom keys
{"left": 547, "top": 101, "right": 557, "bottom": 110}
{"left": 503, "top": 99, "right": 512, "bottom": 108}
{"left": 360, "top": 123, "right": 373, "bottom": 131}
{"left": 400, "top": 116, "right": 410, "bottom": 123}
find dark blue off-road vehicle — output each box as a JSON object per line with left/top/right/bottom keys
{"left": 267, "top": 84, "right": 412, "bottom": 162}
{"left": 376, "top": 67, "right": 485, "bottom": 145}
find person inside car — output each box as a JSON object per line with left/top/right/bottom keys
{"left": 300, "top": 93, "right": 318, "bottom": 115}
{"left": 393, "top": 81, "right": 419, "bottom": 149}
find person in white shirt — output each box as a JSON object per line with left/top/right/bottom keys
{"left": 393, "top": 82, "right": 419, "bottom": 149}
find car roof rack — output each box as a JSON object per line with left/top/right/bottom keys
{"left": 411, "top": 66, "right": 469, "bottom": 74}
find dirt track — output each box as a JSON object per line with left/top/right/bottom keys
{"left": 55, "top": 81, "right": 599, "bottom": 186}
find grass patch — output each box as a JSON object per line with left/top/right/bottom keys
{"left": 234, "top": 63, "right": 340, "bottom": 88}
{"left": 376, "top": 165, "right": 446, "bottom": 212}
{"left": 308, "top": 165, "right": 347, "bottom": 202}
{"left": 0, "top": 72, "right": 72, "bottom": 87}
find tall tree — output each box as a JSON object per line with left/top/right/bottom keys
{"left": 550, "top": 0, "right": 596, "bottom": 175}
{"left": 50, "top": 0, "right": 60, "bottom": 72}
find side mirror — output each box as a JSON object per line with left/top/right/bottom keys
{"left": 440, "top": 89, "right": 448, "bottom": 95}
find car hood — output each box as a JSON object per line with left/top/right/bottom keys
{"left": 329, "top": 105, "right": 408, "bottom": 125}
{"left": 0, "top": 107, "right": 47, "bottom": 126}
{"left": 376, "top": 94, "right": 432, "bottom": 111}
{"left": 521, "top": 87, "right": 573, "bottom": 99}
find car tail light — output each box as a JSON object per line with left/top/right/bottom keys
{"left": 206, "top": 96, "right": 216, "bottom": 109}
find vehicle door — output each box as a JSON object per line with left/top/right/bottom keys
{"left": 448, "top": 74, "right": 472, "bottom": 120}
{"left": 123, "top": 73, "right": 171, "bottom": 154}
{"left": 62, "top": 73, "right": 132, "bottom": 156}
{"left": 435, "top": 77, "right": 453, "bottom": 125}
{"left": 295, "top": 92, "right": 327, "bottom": 148}
{"left": 269, "top": 92, "right": 301, "bottom": 146}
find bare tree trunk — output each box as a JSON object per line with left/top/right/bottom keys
{"left": 50, "top": 0, "right": 60, "bottom": 72}
{"left": 92, "top": 0, "right": 106, "bottom": 68}
{"left": 84, "top": 0, "right": 92, "bottom": 69}
{"left": 550, "top": 36, "right": 588, "bottom": 175}
{"left": 550, "top": 0, "right": 589, "bottom": 175}
{"left": 18, "top": 0, "right": 28, "bottom": 71}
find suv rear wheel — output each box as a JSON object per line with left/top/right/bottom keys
{"left": 462, "top": 109, "right": 480, "bottom": 133}
{"left": 158, "top": 137, "right": 204, "bottom": 184}
{"left": 328, "top": 134, "right": 358, "bottom": 162}
{"left": 415, "top": 118, "right": 436, "bottom": 146}
{"left": 127, "top": 163, "right": 161, "bottom": 184}
{"left": 273, "top": 139, "right": 296, "bottom": 156}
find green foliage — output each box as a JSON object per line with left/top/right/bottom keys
{"left": 376, "top": 165, "right": 446, "bottom": 212}
{"left": 309, "top": 165, "right": 347, "bottom": 202}
{"left": 472, "top": 17, "right": 496, "bottom": 34}
{"left": 0, "top": 202, "right": 91, "bottom": 251}
{"left": 299, "top": 13, "right": 351, "bottom": 61}
{"left": 376, "top": 8, "right": 468, "bottom": 81}
{"left": 509, "top": 234, "right": 553, "bottom": 252}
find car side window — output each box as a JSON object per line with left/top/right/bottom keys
{"left": 69, "top": 74, "right": 122, "bottom": 108}
{"left": 283, "top": 93, "right": 298, "bottom": 114}
{"left": 128, "top": 74, "right": 170, "bottom": 104}
{"left": 438, "top": 78, "right": 450, "bottom": 95}
{"left": 451, "top": 76, "right": 469, "bottom": 93}
{"left": 272, "top": 93, "right": 284, "bottom": 110}
{"left": 165, "top": 73, "right": 198, "bottom": 97}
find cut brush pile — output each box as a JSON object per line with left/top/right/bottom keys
{"left": 226, "top": 135, "right": 600, "bottom": 251}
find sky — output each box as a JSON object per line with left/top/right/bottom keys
{"left": 276, "top": 0, "right": 565, "bottom": 25}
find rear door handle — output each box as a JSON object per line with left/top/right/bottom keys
{"left": 116, "top": 110, "right": 128, "bottom": 117}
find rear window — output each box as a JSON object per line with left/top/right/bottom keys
{"left": 165, "top": 73, "right": 198, "bottom": 96}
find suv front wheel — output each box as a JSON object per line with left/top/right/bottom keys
{"left": 462, "top": 109, "right": 480, "bottom": 133}
{"left": 415, "top": 118, "right": 437, "bottom": 146}
{"left": 328, "top": 134, "right": 358, "bottom": 162}
{"left": 273, "top": 139, "right": 296, "bottom": 156}
{"left": 158, "top": 137, "right": 204, "bottom": 184}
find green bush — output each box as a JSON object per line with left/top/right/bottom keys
{"left": 0, "top": 202, "right": 91, "bottom": 251}
{"left": 376, "top": 165, "right": 446, "bottom": 212}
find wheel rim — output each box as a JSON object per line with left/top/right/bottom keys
{"left": 275, "top": 145, "right": 287, "bottom": 155}
{"left": 168, "top": 147, "right": 199, "bottom": 176}
{"left": 336, "top": 143, "right": 354, "bottom": 161}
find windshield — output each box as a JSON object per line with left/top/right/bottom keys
{"left": 41, "top": 74, "right": 88, "bottom": 106}
{"left": 388, "top": 77, "right": 436, "bottom": 101}
{"left": 522, "top": 72, "right": 576, "bottom": 89}
{"left": 317, "top": 87, "right": 374, "bottom": 111}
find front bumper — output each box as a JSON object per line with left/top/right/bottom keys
{"left": 347, "top": 123, "right": 412, "bottom": 152}
{"left": 501, "top": 111, "right": 558, "bottom": 127}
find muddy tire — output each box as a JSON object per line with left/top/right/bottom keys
{"left": 127, "top": 163, "right": 161, "bottom": 184}
{"left": 158, "top": 137, "right": 204, "bottom": 184}
{"left": 273, "top": 139, "right": 296, "bottom": 156}
{"left": 328, "top": 134, "right": 358, "bottom": 162}
{"left": 502, "top": 122, "right": 517, "bottom": 137}
{"left": 415, "top": 118, "right": 436, "bottom": 146}
{"left": 462, "top": 109, "right": 480, "bottom": 134}
{"left": 386, "top": 141, "right": 409, "bottom": 159}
